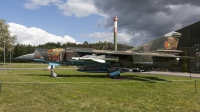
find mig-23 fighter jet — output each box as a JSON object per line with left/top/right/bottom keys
{"left": 16, "top": 31, "right": 184, "bottom": 78}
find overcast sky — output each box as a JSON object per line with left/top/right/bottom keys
{"left": 1, "top": 0, "right": 200, "bottom": 46}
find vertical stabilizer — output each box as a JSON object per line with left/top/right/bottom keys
{"left": 131, "top": 31, "right": 182, "bottom": 52}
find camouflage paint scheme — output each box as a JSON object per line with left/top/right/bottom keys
{"left": 17, "top": 32, "right": 182, "bottom": 74}
{"left": 25, "top": 32, "right": 181, "bottom": 70}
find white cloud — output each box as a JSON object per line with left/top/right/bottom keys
{"left": 8, "top": 23, "right": 77, "bottom": 45}
{"left": 24, "top": 0, "right": 61, "bottom": 9}
{"left": 57, "top": 0, "right": 100, "bottom": 17}
{"left": 85, "top": 32, "right": 133, "bottom": 44}
{"left": 24, "top": 0, "right": 106, "bottom": 17}
{"left": 172, "top": 24, "right": 182, "bottom": 31}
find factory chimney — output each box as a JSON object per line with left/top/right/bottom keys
{"left": 113, "top": 16, "right": 118, "bottom": 51}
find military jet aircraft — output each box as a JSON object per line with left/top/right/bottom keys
{"left": 16, "top": 31, "right": 183, "bottom": 78}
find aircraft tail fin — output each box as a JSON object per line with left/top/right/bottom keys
{"left": 131, "top": 31, "right": 182, "bottom": 52}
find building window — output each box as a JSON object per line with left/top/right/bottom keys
{"left": 194, "top": 44, "right": 200, "bottom": 47}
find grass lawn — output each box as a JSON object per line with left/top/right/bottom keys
{"left": 0, "top": 64, "right": 200, "bottom": 111}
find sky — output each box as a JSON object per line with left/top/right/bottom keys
{"left": 1, "top": 0, "right": 200, "bottom": 47}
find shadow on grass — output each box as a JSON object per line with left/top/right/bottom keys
{"left": 19, "top": 73, "right": 170, "bottom": 83}
{"left": 17, "top": 74, "right": 49, "bottom": 77}
{"left": 121, "top": 75, "right": 171, "bottom": 83}
{"left": 18, "top": 73, "right": 107, "bottom": 78}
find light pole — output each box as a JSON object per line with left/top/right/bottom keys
{"left": 196, "top": 49, "right": 199, "bottom": 73}
{"left": 9, "top": 47, "right": 12, "bottom": 72}
{"left": 10, "top": 49, "right": 11, "bottom": 65}
{"left": 3, "top": 41, "right": 5, "bottom": 67}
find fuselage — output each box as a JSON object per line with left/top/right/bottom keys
{"left": 16, "top": 47, "right": 179, "bottom": 70}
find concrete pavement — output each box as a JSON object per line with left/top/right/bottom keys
{"left": 142, "top": 71, "right": 200, "bottom": 78}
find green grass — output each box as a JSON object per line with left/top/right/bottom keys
{"left": 0, "top": 64, "right": 200, "bottom": 111}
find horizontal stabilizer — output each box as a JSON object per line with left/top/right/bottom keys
{"left": 156, "top": 50, "right": 182, "bottom": 55}
{"left": 156, "top": 50, "right": 183, "bottom": 53}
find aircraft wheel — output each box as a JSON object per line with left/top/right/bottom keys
{"left": 50, "top": 72, "right": 57, "bottom": 78}
{"left": 106, "top": 74, "right": 111, "bottom": 78}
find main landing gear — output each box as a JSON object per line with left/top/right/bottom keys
{"left": 107, "top": 67, "right": 121, "bottom": 79}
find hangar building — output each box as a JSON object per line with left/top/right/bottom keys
{"left": 176, "top": 21, "right": 200, "bottom": 73}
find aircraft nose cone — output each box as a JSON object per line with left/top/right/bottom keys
{"left": 16, "top": 53, "right": 34, "bottom": 61}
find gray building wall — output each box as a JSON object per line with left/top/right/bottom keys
{"left": 176, "top": 21, "right": 200, "bottom": 73}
